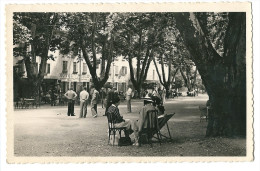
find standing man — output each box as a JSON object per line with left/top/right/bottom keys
{"left": 79, "top": 87, "right": 89, "bottom": 118}
{"left": 126, "top": 86, "right": 132, "bottom": 113}
{"left": 161, "top": 88, "right": 166, "bottom": 104}
{"left": 90, "top": 85, "right": 99, "bottom": 118}
{"left": 64, "top": 87, "right": 77, "bottom": 116}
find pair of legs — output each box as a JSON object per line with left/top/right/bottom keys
{"left": 126, "top": 96, "right": 131, "bottom": 113}
{"left": 67, "top": 100, "right": 75, "bottom": 116}
{"left": 91, "top": 103, "right": 97, "bottom": 117}
{"left": 114, "top": 119, "right": 134, "bottom": 137}
{"left": 79, "top": 100, "right": 88, "bottom": 118}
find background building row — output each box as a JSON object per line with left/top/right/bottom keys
{"left": 14, "top": 50, "right": 168, "bottom": 99}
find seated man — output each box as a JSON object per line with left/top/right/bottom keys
{"left": 106, "top": 95, "right": 133, "bottom": 137}
{"left": 132, "top": 99, "right": 157, "bottom": 146}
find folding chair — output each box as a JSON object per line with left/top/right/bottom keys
{"left": 106, "top": 112, "right": 127, "bottom": 146}
{"left": 139, "top": 110, "right": 162, "bottom": 147}
{"left": 157, "top": 113, "right": 175, "bottom": 140}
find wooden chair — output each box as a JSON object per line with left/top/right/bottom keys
{"left": 139, "top": 110, "right": 162, "bottom": 147}
{"left": 106, "top": 112, "right": 127, "bottom": 146}
{"left": 199, "top": 105, "right": 208, "bottom": 122}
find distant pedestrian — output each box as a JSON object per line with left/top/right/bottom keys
{"left": 100, "top": 88, "right": 106, "bottom": 108}
{"left": 152, "top": 87, "right": 159, "bottom": 97}
{"left": 90, "top": 86, "right": 99, "bottom": 118}
{"left": 126, "top": 86, "right": 132, "bottom": 113}
{"left": 161, "top": 88, "right": 166, "bottom": 104}
{"left": 64, "top": 87, "right": 77, "bottom": 116}
{"left": 79, "top": 87, "right": 89, "bottom": 118}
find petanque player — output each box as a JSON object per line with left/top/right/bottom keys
{"left": 79, "top": 87, "right": 89, "bottom": 118}
{"left": 64, "top": 87, "right": 77, "bottom": 116}
{"left": 90, "top": 85, "right": 99, "bottom": 118}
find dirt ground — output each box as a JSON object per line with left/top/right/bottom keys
{"left": 14, "top": 94, "right": 246, "bottom": 156}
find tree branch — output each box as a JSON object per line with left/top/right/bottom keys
{"left": 153, "top": 55, "right": 164, "bottom": 86}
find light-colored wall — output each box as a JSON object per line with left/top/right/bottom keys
{"left": 17, "top": 51, "right": 168, "bottom": 88}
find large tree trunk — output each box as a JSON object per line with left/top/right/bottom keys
{"left": 21, "top": 13, "right": 57, "bottom": 104}
{"left": 174, "top": 12, "right": 246, "bottom": 137}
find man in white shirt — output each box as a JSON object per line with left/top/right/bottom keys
{"left": 79, "top": 87, "right": 89, "bottom": 118}
{"left": 126, "top": 86, "right": 132, "bottom": 113}
{"left": 64, "top": 87, "right": 77, "bottom": 116}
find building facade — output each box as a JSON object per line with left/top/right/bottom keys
{"left": 14, "top": 50, "right": 168, "bottom": 96}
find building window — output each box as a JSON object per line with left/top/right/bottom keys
{"left": 115, "top": 66, "right": 119, "bottom": 76}
{"left": 83, "top": 63, "right": 87, "bottom": 75}
{"left": 73, "top": 62, "right": 78, "bottom": 74}
{"left": 45, "top": 63, "right": 50, "bottom": 74}
{"left": 62, "top": 61, "right": 68, "bottom": 73}
{"left": 73, "top": 82, "right": 77, "bottom": 91}
{"left": 121, "top": 66, "right": 127, "bottom": 76}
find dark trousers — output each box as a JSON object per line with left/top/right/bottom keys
{"left": 67, "top": 100, "right": 75, "bottom": 116}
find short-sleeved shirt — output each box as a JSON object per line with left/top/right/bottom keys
{"left": 64, "top": 90, "right": 77, "bottom": 100}
{"left": 126, "top": 88, "right": 132, "bottom": 96}
{"left": 80, "top": 90, "right": 89, "bottom": 101}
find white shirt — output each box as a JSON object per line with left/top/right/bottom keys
{"left": 126, "top": 88, "right": 132, "bottom": 96}
{"left": 80, "top": 90, "right": 89, "bottom": 101}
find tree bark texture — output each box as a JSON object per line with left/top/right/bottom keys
{"left": 174, "top": 13, "right": 246, "bottom": 136}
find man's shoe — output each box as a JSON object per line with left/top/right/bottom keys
{"left": 93, "top": 115, "right": 97, "bottom": 118}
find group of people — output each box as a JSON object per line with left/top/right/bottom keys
{"left": 64, "top": 85, "right": 99, "bottom": 118}
{"left": 64, "top": 84, "right": 165, "bottom": 146}
{"left": 64, "top": 84, "right": 133, "bottom": 118}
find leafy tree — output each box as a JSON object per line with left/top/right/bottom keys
{"left": 113, "top": 13, "right": 168, "bottom": 97}
{"left": 13, "top": 12, "right": 59, "bottom": 101}
{"left": 60, "top": 13, "right": 115, "bottom": 91}
{"left": 152, "top": 21, "right": 179, "bottom": 98}
{"left": 173, "top": 12, "right": 246, "bottom": 136}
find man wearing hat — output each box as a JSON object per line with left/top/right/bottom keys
{"left": 132, "top": 98, "right": 157, "bottom": 146}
